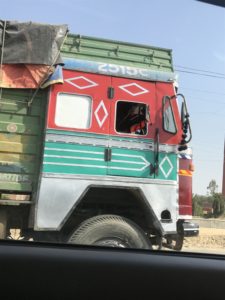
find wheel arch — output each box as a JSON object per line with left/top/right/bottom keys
{"left": 60, "top": 185, "right": 163, "bottom": 239}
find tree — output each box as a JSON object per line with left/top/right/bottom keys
{"left": 212, "top": 193, "right": 225, "bottom": 218}
{"left": 207, "top": 179, "right": 218, "bottom": 196}
{"left": 192, "top": 194, "right": 204, "bottom": 217}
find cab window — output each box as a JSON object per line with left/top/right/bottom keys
{"left": 116, "top": 101, "right": 148, "bottom": 135}
{"left": 55, "top": 93, "right": 92, "bottom": 129}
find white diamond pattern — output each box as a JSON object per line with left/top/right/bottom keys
{"left": 159, "top": 156, "right": 173, "bottom": 178}
{"left": 94, "top": 100, "right": 108, "bottom": 128}
{"left": 118, "top": 83, "right": 149, "bottom": 96}
{"left": 65, "top": 76, "right": 98, "bottom": 89}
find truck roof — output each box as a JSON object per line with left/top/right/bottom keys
{"left": 61, "top": 34, "right": 175, "bottom": 82}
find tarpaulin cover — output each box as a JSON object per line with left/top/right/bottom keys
{"left": 0, "top": 64, "right": 54, "bottom": 88}
{"left": 0, "top": 20, "right": 68, "bottom": 65}
{"left": 41, "top": 65, "right": 63, "bottom": 88}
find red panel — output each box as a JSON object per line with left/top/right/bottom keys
{"left": 48, "top": 71, "right": 183, "bottom": 145}
{"left": 179, "top": 158, "right": 193, "bottom": 216}
{"left": 155, "top": 82, "right": 182, "bottom": 145}
{"left": 109, "top": 77, "right": 156, "bottom": 139}
{"left": 48, "top": 70, "right": 111, "bottom": 135}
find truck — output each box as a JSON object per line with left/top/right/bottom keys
{"left": 0, "top": 21, "right": 192, "bottom": 250}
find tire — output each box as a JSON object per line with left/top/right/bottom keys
{"left": 69, "top": 214, "right": 152, "bottom": 249}
{"left": 0, "top": 209, "right": 7, "bottom": 240}
{"left": 171, "top": 232, "right": 184, "bottom": 251}
{"left": 165, "top": 226, "right": 184, "bottom": 251}
{"left": 173, "top": 221, "right": 185, "bottom": 251}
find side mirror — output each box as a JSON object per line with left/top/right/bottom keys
{"left": 162, "top": 96, "right": 177, "bottom": 134}
{"left": 181, "top": 103, "right": 186, "bottom": 124}
{"left": 176, "top": 94, "right": 192, "bottom": 150}
{"left": 165, "top": 94, "right": 192, "bottom": 151}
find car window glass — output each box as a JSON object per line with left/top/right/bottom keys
{"left": 0, "top": 0, "right": 225, "bottom": 257}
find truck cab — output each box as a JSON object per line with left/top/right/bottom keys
{"left": 0, "top": 29, "right": 192, "bottom": 250}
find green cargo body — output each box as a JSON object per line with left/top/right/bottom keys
{"left": 0, "top": 89, "right": 47, "bottom": 193}
{"left": 62, "top": 34, "right": 174, "bottom": 73}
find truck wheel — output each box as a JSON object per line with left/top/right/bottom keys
{"left": 173, "top": 221, "right": 185, "bottom": 251}
{"left": 68, "top": 214, "right": 152, "bottom": 249}
{"left": 165, "top": 224, "right": 184, "bottom": 251}
{"left": 0, "top": 209, "right": 7, "bottom": 239}
{"left": 166, "top": 232, "right": 184, "bottom": 251}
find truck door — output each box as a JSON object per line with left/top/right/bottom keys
{"left": 154, "top": 82, "right": 182, "bottom": 182}
{"left": 107, "top": 77, "right": 156, "bottom": 178}
{"left": 46, "top": 70, "right": 111, "bottom": 177}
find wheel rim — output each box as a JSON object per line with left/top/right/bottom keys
{"left": 93, "top": 237, "right": 130, "bottom": 248}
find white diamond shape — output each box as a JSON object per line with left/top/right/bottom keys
{"left": 94, "top": 100, "right": 108, "bottom": 128}
{"left": 65, "top": 76, "right": 98, "bottom": 89}
{"left": 159, "top": 156, "right": 173, "bottom": 178}
{"left": 119, "top": 83, "right": 149, "bottom": 96}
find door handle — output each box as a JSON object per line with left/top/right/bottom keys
{"left": 104, "top": 148, "right": 112, "bottom": 161}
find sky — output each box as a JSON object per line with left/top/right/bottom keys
{"left": 1, "top": 0, "right": 225, "bottom": 195}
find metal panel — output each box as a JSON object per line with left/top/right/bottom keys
{"left": 35, "top": 175, "right": 177, "bottom": 233}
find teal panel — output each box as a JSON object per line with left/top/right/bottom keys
{"left": 108, "top": 147, "right": 154, "bottom": 178}
{"left": 156, "top": 153, "right": 177, "bottom": 181}
{"left": 43, "top": 141, "right": 107, "bottom": 176}
{"left": 44, "top": 132, "right": 177, "bottom": 181}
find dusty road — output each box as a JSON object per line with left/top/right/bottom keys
{"left": 9, "top": 227, "right": 225, "bottom": 254}
{"left": 182, "top": 227, "right": 225, "bottom": 254}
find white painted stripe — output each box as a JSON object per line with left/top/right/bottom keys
{"left": 44, "top": 162, "right": 107, "bottom": 169}
{"left": 113, "top": 152, "right": 143, "bottom": 158}
{"left": 109, "top": 165, "right": 149, "bottom": 172}
{"left": 44, "top": 162, "right": 149, "bottom": 172}
{"left": 45, "top": 148, "right": 150, "bottom": 170}
{"left": 118, "top": 83, "right": 149, "bottom": 96}
{"left": 111, "top": 159, "right": 146, "bottom": 165}
{"left": 45, "top": 147, "right": 103, "bottom": 155}
{"left": 44, "top": 154, "right": 104, "bottom": 162}
{"left": 65, "top": 76, "right": 98, "bottom": 89}
{"left": 113, "top": 153, "right": 149, "bottom": 164}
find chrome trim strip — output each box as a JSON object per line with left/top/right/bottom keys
{"left": 42, "top": 172, "right": 177, "bottom": 186}
{"left": 45, "top": 133, "right": 177, "bottom": 153}
{"left": 46, "top": 133, "right": 108, "bottom": 147}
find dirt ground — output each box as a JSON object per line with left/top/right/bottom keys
{"left": 9, "top": 227, "right": 225, "bottom": 253}
{"left": 182, "top": 227, "right": 225, "bottom": 252}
